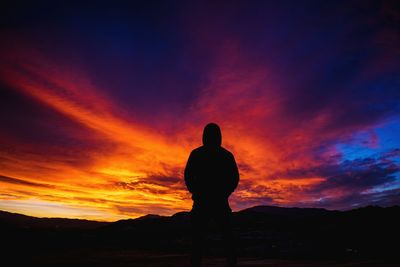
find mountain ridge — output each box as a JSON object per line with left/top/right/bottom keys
{"left": 1, "top": 204, "right": 398, "bottom": 228}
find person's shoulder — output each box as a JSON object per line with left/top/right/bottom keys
{"left": 220, "top": 147, "right": 234, "bottom": 157}
{"left": 190, "top": 146, "right": 204, "bottom": 155}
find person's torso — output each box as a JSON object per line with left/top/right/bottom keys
{"left": 191, "top": 146, "right": 233, "bottom": 204}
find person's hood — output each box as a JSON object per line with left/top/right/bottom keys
{"left": 202, "top": 123, "right": 222, "bottom": 147}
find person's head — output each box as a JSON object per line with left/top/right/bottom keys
{"left": 202, "top": 123, "right": 222, "bottom": 147}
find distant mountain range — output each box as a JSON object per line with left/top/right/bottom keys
{"left": 0, "top": 209, "right": 108, "bottom": 229}
{"left": 0, "top": 205, "right": 335, "bottom": 231}
{"left": 0, "top": 204, "right": 333, "bottom": 226}
{"left": 1, "top": 205, "right": 399, "bottom": 264}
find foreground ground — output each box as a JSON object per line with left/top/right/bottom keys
{"left": 21, "top": 249, "right": 397, "bottom": 267}
{"left": 2, "top": 207, "right": 399, "bottom": 266}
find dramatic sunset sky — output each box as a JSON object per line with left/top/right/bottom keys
{"left": 0, "top": 1, "right": 399, "bottom": 221}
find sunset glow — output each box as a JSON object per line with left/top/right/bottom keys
{"left": 1, "top": 1, "right": 399, "bottom": 221}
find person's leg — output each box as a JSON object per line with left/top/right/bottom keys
{"left": 215, "top": 211, "right": 237, "bottom": 267}
{"left": 191, "top": 210, "right": 206, "bottom": 267}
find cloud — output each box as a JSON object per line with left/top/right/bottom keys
{"left": 298, "top": 149, "right": 399, "bottom": 209}
{"left": 0, "top": 175, "right": 54, "bottom": 188}
{"left": 298, "top": 188, "right": 400, "bottom": 210}
{"left": 311, "top": 159, "right": 398, "bottom": 191}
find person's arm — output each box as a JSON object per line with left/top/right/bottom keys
{"left": 184, "top": 151, "right": 197, "bottom": 194}
{"left": 228, "top": 153, "right": 240, "bottom": 194}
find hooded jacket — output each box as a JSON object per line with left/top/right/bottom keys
{"left": 184, "top": 123, "right": 239, "bottom": 210}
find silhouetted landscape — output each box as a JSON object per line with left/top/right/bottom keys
{"left": 2, "top": 205, "right": 399, "bottom": 266}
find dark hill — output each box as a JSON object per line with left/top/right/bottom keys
{"left": 0, "top": 210, "right": 107, "bottom": 229}
{"left": 239, "top": 205, "right": 334, "bottom": 217}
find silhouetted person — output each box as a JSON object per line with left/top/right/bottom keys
{"left": 184, "top": 123, "right": 239, "bottom": 267}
